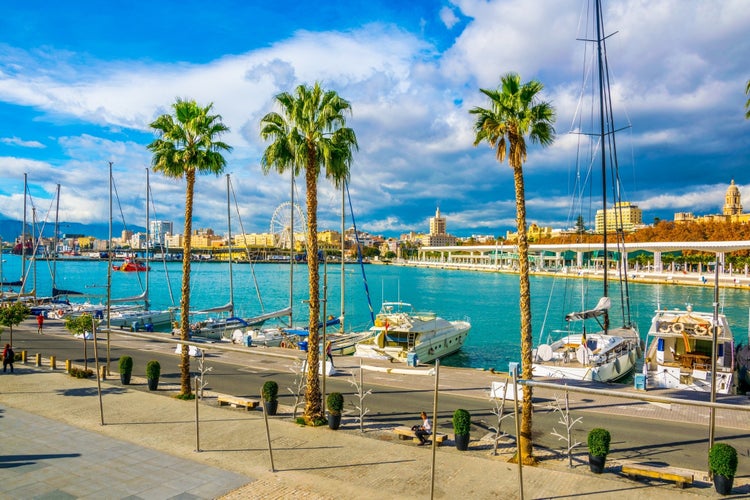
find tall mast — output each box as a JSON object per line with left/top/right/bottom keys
{"left": 52, "top": 184, "right": 60, "bottom": 293}
{"left": 289, "top": 173, "right": 294, "bottom": 327}
{"left": 21, "top": 172, "right": 27, "bottom": 295}
{"left": 106, "top": 162, "right": 113, "bottom": 372}
{"left": 145, "top": 168, "right": 151, "bottom": 310}
{"left": 226, "top": 174, "right": 234, "bottom": 316}
{"left": 595, "top": 0, "right": 608, "bottom": 301}
{"left": 340, "top": 181, "right": 346, "bottom": 333}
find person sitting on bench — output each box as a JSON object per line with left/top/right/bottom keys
{"left": 413, "top": 411, "right": 432, "bottom": 445}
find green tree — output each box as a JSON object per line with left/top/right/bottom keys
{"left": 574, "top": 215, "right": 586, "bottom": 234}
{"left": 0, "top": 303, "right": 30, "bottom": 345}
{"left": 64, "top": 313, "right": 99, "bottom": 370}
{"left": 470, "top": 72, "right": 555, "bottom": 464}
{"left": 148, "top": 98, "right": 231, "bottom": 396}
{"left": 260, "top": 82, "right": 357, "bottom": 423}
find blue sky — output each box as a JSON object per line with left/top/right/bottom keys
{"left": 0, "top": 0, "right": 748, "bottom": 239}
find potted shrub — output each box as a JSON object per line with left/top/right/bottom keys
{"left": 118, "top": 355, "right": 133, "bottom": 385}
{"left": 146, "top": 360, "right": 160, "bottom": 391}
{"left": 587, "top": 428, "right": 611, "bottom": 474}
{"left": 709, "top": 442, "right": 738, "bottom": 495}
{"left": 327, "top": 392, "right": 344, "bottom": 430}
{"left": 262, "top": 380, "right": 279, "bottom": 415}
{"left": 453, "top": 408, "right": 471, "bottom": 451}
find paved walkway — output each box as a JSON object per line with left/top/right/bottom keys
{"left": 2, "top": 358, "right": 749, "bottom": 499}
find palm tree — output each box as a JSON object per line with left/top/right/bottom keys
{"left": 470, "top": 73, "right": 555, "bottom": 464}
{"left": 147, "top": 98, "right": 231, "bottom": 396}
{"left": 745, "top": 80, "right": 750, "bottom": 120}
{"left": 260, "top": 82, "right": 357, "bottom": 422}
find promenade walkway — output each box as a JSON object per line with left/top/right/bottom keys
{"left": 2, "top": 323, "right": 750, "bottom": 498}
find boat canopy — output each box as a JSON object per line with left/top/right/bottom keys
{"left": 565, "top": 296, "right": 610, "bottom": 322}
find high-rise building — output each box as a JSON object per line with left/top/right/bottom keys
{"left": 422, "top": 207, "right": 456, "bottom": 246}
{"left": 594, "top": 201, "right": 643, "bottom": 234}
{"left": 429, "top": 207, "right": 446, "bottom": 236}
{"left": 150, "top": 220, "right": 173, "bottom": 246}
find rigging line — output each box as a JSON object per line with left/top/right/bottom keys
{"left": 111, "top": 176, "right": 145, "bottom": 291}
{"left": 228, "top": 176, "right": 265, "bottom": 312}
{"left": 345, "top": 181, "right": 375, "bottom": 325}
{"left": 147, "top": 177, "right": 176, "bottom": 306}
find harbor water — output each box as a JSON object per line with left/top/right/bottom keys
{"left": 4, "top": 254, "right": 750, "bottom": 371}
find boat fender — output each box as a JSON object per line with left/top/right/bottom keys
{"left": 628, "top": 350, "right": 635, "bottom": 365}
{"left": 694, "top": 325, "right": 708, "bottom": 336}
{"left": 636, "top": 344, "right": 643, "bottom": 358}
{"left": 671, "top": 322, "right": 684, "bottom": 333}
{"left": 614, "top": 358, "right": 621, "bottom": 374}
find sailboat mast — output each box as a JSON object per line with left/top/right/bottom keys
{"left": 106, "top": 162, "right": 113, "bottom": 371}
{"left": 289, "top": 173, "right": 294, "bottom": 327}
{"left": 226, "top": 174, "right": 234, "bottom": 317}
{"left": 595, "top": 0, "right": 608, "bottom": 300}
{"left": 340, "top": 181, "right": 346, "bottom": 333}
{"left": 52, "top": 184, "right": 60, "bottom": 293}
{"left": 145, "top": 168, "right": 151, "bottom": 311}
{"left": 21, "top": 172, "right": 27, "bottom": 295}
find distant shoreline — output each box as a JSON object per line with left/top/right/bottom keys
{"left": 381, "top": 259, "right": 750, "bottom": 290}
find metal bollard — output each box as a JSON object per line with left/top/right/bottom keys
{"left": 21, "top": 350, "right": 27, "bottom": 363}
{"left": 65, "top": 359, "right": 71, "bottom": 373}
{"left": 99, "top": 365, "right": 106, "bottom": 380}
{"left": 50, "top": 355, "right": 56, "bottom": 370}
{"left": 35, "top": 353, "right": 42, "bottom": 367}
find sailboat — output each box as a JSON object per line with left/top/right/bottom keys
{"left": 532, "top": 0, "right": 642, "bottom": 383}
{"left": 107, "top": 167, "right": 174, "bottom": 331}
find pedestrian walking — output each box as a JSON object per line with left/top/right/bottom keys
{"left": 3, "top": 343, "right": 15, "bottom": 373}
{"left": 325, "top": 340, "right": 334, "bottom": 367}
{"left": 37, "top": 313, "right": 44, "bottom": 334}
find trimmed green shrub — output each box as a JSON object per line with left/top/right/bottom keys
{"left": 709, "top": 443, "right": 738, "bottom": 477}
{"left": 118, "top": 356, "right": 133, "bottom": 375}
{"left": 262, "top": 380, "right": 278, "bottom": 401}
{"left": 326, "top": 392, "right": 344, "bottom": 415}
{"left": 69, "top": 367, "right": 94, "bottom": 379}
{"left": 146, "top": 360, "right": 161, "bottom": 379}
{"left": 587, "top": 428, "right": 611, "bottom": 457}
{"left": 453, "top": 408, "right": 471, "bottom": 435}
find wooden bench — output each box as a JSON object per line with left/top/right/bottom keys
{"left": 392, "top": 426, "right": 447, "bottom": 445}
{"left": 621, "top": 464, "right": 693, "bottom": 488}
{"left": 217, "top": 394, "right": 259, "bottom": 410}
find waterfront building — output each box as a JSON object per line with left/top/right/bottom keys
{"left": 675, "top": 180, "right": 750, "bottom": 224}
{"left": 506, "top": 223, "right": 552, "bottom": 243}
{"left": 594, "top": 201, "right": 643, "bottom": 233}
{"left": 150, "top": 220, "right": 173, "bottom": 245}
{"left": 235, "top": 233, "right": 275, "bottom": 248}
{"left": 421, "top": 207, "right": 457, "bottom": 246}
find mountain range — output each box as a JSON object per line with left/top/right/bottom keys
{"left": 0, "top": 215, "right": 144, "bottom": 243}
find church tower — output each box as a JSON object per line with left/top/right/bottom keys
{"left": 723, "top": 180, "right": 742, "bottom": 216}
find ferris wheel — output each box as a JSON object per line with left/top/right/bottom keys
{"left": 270, "top": 202, "right": 306, "bottom": 249}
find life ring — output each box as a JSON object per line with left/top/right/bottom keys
{"left": 694, "top": 325, "right": 708, "bottom": 336}
{"left": 710, "top": 325, "right": 723, "bottom": 336}
{"left": 671, "top": 322, "right": 684, "bottom": 333}
{"left": 658, "top": 323, "right": 671, "bottom": 333}
{"left": 57, "top": 309, "right": 64, "bottom": 318}
{"left": 280, "top": 341, "right": 286, "bottom": 348}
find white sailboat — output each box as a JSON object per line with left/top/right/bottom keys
{"left": 532, "top": 0, "right": 642, "bottom": 382}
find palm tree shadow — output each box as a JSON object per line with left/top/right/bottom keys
{"left": 0, "top": 453, "right": 81, "bottom": 469}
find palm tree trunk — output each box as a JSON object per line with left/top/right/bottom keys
{"left": 513, "top": 164, "right": 536, "bottom": 464}
{"left": 303, "top": 155, "right": 322, "bottom": 421}
{"left": 179, "top": 168, "right": 195, "bottom": 396}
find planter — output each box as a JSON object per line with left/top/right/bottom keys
{"left": 120, "top": 373, "right": 131, "bottom": 385}
{"left": 455, "top": 433, "right": 470, "bottom": 451}
{"left": 588, "top": 453, "right": 606, "bottom": 474}
{"left": 328, "top": 413, "right": 342, "bottom": 430}
{"left": 713, "top": 474, "right": 734, "bottom": 496}
{"left": 147, "top": 378, "right": 159, "bottom": 391}
{"left": 264, "top": 400, "right": 278, "bottom": 415}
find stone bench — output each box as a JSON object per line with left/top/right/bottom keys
{"left": 217, "top": 394, "right": 259, "bottom": 411}
{"left": 392, "top": 426, "right": 447, "bottom": 445}
{"left": 621, "top": 463, "right": 693, "bottom": 488}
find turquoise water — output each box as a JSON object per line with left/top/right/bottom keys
{"left": 4, "top": 254, "right": 750, "bottom": 370}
